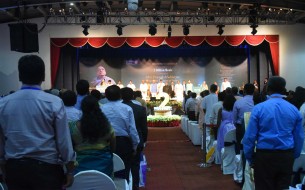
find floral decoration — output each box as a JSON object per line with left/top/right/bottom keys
{"left": 147, "top": 115, "right": 181, "bottom": 127}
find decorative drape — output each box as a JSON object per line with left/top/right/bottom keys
{"left": 50, "top": 35, "right": 279, "bottom": 87}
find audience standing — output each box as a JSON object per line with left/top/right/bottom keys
{"left": 75, "top": 79, "right": 89, "bottom": 110}
{"left": 0, "top": 55, "right": 76, "bottom": 189}
{"left": 69, "top": 95, "right": 115, "bottom": 177}
{"left": 121, "top": 87, "right": 148, "bottom": 190}
{"left": 201, "top": 84, "right": 219, "bottom": 151}
{"left": 232, "top": 83, "right": 255, "bottom": 153}
{"left": 185, "top": 92, "right": 198, "bottom": 121}
{"left": 243, "top": 76, "right": 304, "bottom": 190}
{"left": 61, "top": 90, "right": 82, "bottom": 123}
{"left": 101, "top": 85, "right": 140, "bottom": 183}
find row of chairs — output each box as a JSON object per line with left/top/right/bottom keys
{"left": 181, "top": 115, "right": 236, "bottom": 174}
{"left": 68, "top": 153, "right": 131, "bottom": 190}
{"left": 181, "top": 115, "right": 305, "bottom": 189}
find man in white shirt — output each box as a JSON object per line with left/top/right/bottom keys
{"left": 139, "top": 80, "right": 148, "bottom": 100}
{"left": 127, "top": 80, "right": 136, "bottom": 91}
{"left": 202, "top": 84, "right": 219, "bottom": 151}
{"left": 157, "top": 79, "right": 165, "bottom": 95}
{"left": 221, "top": 78, "right": 231, "bottom": 92}
{"left": 186, "top": 80, "right": 193, "bottom": 92}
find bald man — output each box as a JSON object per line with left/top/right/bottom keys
{"left": 91, "top": 66, "right": 116, "bottom": 87}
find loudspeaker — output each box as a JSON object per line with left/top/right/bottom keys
{"left": 8, "top": 23, "right": 39, "bottom": 53}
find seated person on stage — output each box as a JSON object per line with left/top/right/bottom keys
{"left": 91, "top": 66, "right": 116, "bottom": 87}
{"left": 69, "top": 95, "right": 116, "bottom": 177}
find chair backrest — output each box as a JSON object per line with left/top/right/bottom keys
{"left": 243, "top": 112, "right": 251, "bottom": 130}
{"left": 67, "top": 170, "right": 116, "bottom": 190}
{"left": 293, "top": 153, "right": 305, "bottom": 172}
{"left": 224, "top": 129, "right": 236, "bottom": 143}
{"left": 113, "top": 153, "right": 125, "bottom": 172}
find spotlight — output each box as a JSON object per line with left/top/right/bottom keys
{"left": 168, "top": 25, "right": 172, "bottom": 38}
{"left": 82, "top": 25, "right": 90, "bottom": 36}
{"left": 148, "top": 23, "right": 157, "bottom": 36}
{"left": 116, "top": 25, "right": 125, "bottom": 36}
{"left": 250, "top": 24, "right": 258, "bottom": 35}
{"left": 217, "top": 24, "right": 225, "bottom": 36}
{"left": 183, "top": 24, "right": 190, "bottom": 36}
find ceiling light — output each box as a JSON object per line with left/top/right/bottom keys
{"left": 149, "top": 23, "right": 157, "bottom": 36}
{"left": 183, "top": 24, "right": 190, "bottom": 36}
{"left": 250, "top": 24, "right": 258, "bottom": 35}
{"left": 217, "top": 25, "right": 225, "bottom": 36}
{"left": 82, "top": 25, "right": 90, "bottom": 36}
{"left": 168, "top": 25, "right": 172, "bottom": 38}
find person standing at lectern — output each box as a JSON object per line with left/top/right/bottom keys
{"left": 91, "top": 66, "right": 116, "bottom": 87}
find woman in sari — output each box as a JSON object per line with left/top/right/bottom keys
{"left": 69, "top": 95, "right": 116, "bottom": 177}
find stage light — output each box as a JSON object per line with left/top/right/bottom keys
{"left": 168, "top": 25, "right": 172, "bottom": 38}
{"left": 183, "top": 24, "right": 190, "bottom": 36}
{"left": 116, "top": 25, "right": 124, "bottom": 36}
{"left": 217, "top": 24, "right": 225, "bottom": 36}
{"left": 250, "top": 24, "right": 258, "bottom": 35}
{"left": 149, "top": 23, "right": 157, "bottom": 36}
{"left": 82, "top": 25, "right": 90, "bottom": 36}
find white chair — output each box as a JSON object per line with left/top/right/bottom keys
{"left": 292, "top": 153, "right": 305, "bottom": 186}
{"left": 67, "top": 170, "right": 116, "bottom": 190}
{"left": 181, "top": 115, "right": 187, "bottom": 133}
{"left": 113, "top": 153, "right": 132, "bottom": 190}
{"left": 190, "top": 122, "right": 202, "bottom": 145}
{"left": 242, "top": 161, "right": 255, "bottom": 190}
{"left": 187, "top": 120, "right": 197, "bottom": 140}
{"left": 233, "top": 154, "right": 243, "bottom": 183}
{"left": 221, "top": 129, "right": 237, "bottom": 175}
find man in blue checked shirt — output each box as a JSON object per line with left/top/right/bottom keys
{"left": 243, "top": 76, "right": 304, "bottom": 190}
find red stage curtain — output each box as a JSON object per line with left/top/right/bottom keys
{"left": 126, "top": 37, "right": 146, "bottom": 47}
{"left": 184, "top": 36, "right": 205, "bottom": 46}
{"left": 165, "top": 37, "right": 184, "bottom": 48}
{"left": 206, "top": 36, "right": 226, "bottom": 46}
{"left": 50, "top": 35, "right": 279, "bottom": 87}
{"left": 225, "top": 36, "right": 246, "bottom": 46}
{"left": 88, "top": 38, "right": 108, "bottom": 48}
{"left": 50, "top": 44, "right": 61, "bottom": 87}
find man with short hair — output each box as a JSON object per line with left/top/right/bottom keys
{"left": 243, "top": 76, "right": 304, "bottom": 190}
{"left": 121, "top": 87, "right": 148, "bottom": 190}
{"left": 0, "top": 55, "right": 76, "bottom": 189}
{"left": 185, "top": 92, "right": 198, "bottom": 121}
{"left": 101, "top": 85, "right": 140, "bottom": 183}
{"left": 75, "top": 79, "right": 89, "bottom": 110}
{"left": 61, "top": 90, "right": 82, "bottom": 123}
{"left": 233, "top": 83, "right": 255, "bottom": 154}
{"left": 201, "top": 84, "right": 219, "bottom": 151}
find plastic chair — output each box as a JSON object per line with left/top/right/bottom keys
{"left": 221, "top": 129, "right": 237, "bottom": 175}
{"left": 113, "top": 153, "right": 131, "bottom": 190}
{"left": 291, "top": 153, "right": 305, "bottom": 187}
{"left": 67, "top": 170, "right": 116, "bottom": 190}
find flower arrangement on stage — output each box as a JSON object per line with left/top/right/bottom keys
{"left": 147, "top": 100, "right": 182, "bottom": 109}
{"left": 147, "top": 115, "right": 181, "bottom": 127}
